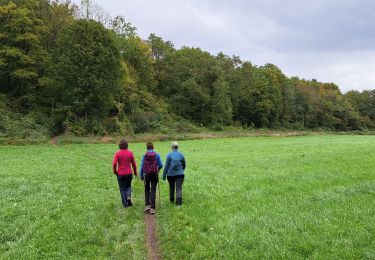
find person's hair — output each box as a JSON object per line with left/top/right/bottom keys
{"left": 119, "top": 139, "right": 128, "bottom": 149}
{"left": 146, "top": 142, "right": 154, "bottom": 150}
{"left": 171, "top": 141, "right": 178, "bottom": 150}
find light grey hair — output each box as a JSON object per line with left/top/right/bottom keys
{"left": 171, "top": 141, "right": 179, "bottom": 150}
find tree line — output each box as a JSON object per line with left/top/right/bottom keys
{"left": 1, "top": 0, "right": 374, "bottom": 139}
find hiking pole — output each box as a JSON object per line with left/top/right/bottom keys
{"left": 158, "top": 173, "right": 161, "bottom": 208}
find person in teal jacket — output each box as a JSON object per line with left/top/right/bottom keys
{"left": 163, "top": 141, "right": 186, "bottom": 206}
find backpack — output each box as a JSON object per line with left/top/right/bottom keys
{"left": 142, "top": 152, "right": 158, "bottom": 175}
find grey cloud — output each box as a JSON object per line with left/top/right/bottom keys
{"left": 82, "top": 0, "right": 374, "bottom": 91}
{"left": 204, "top": 0, "right": 375, "bottom": 52}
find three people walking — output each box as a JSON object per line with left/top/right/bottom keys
{"left": 112, "top": 140, "right": 186, "bottom": 212}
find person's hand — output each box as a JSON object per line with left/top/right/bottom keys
{"left": 114, "top": 170, "right": 118, "bottom": 175}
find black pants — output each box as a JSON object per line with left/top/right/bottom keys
{"left": 117, "top": 174, "right": 132, "bottom": 207}
{"left": 144, "top": 173, "right": 158, "bottom": 209}
{"left": 167, "top": 175, "right": 184, "bottom": 205}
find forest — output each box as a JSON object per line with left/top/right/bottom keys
{"left": 1, "top": 0, "right": 374, "bottom": 140}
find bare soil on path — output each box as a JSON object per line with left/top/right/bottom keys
{"left": 51, "top": 137, "right": 57, "bottom": 146}
{"left": 145, "top": 213, "right": 161, "bottom": 260}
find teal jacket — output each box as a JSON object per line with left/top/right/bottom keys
{"left": 162, "top": 150, "right": 186, "bottom": 180}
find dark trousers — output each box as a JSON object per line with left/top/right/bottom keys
{"left": 144, "top": 173, "right": 158, "bottom": 209}
{"left": 167, "top": 175, "right": 184, "bottom": 205}
{"left": 117, "top": 174, "right": 132, "bottom": 207}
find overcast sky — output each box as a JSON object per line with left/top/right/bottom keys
{"left": 87, "top": 0, "right": 375, "bottom": 92}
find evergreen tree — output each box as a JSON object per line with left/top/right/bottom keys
{"left": 0, "top": 0, "right": 46, "bottom": 108}
{"left": 45, "top": 19, "right": 121, "bottom": 133}
{"left": 211, "top": 76, "right": 232, "bottom": 125}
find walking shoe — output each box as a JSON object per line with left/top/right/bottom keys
{"left": 127, "top": 199, "right": 132, "bottom": 206}
{"left": 150, "top": 208, "right": 156, "bottom": 214}
{"left": 144, "top": 205, "right": 150, "bottom": 212}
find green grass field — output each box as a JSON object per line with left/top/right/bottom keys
{"left": 1, "top": 135, "right": 375, "bottom": 259}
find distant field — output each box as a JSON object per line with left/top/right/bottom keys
{"left": 1, "top": 135, "right": 375, "bottom": 259}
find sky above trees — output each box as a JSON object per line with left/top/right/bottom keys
{"left": 87, "top": 0, "right": 375, "bottom": 92}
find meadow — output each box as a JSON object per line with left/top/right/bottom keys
{"left": 1, "top": 135, "right": 374, "bottom": 259}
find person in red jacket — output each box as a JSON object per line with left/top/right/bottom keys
{"left": 113, "top": 139, "right": 137, "bottom": 208}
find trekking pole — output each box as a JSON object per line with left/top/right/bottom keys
{"left": 158, "top": 173, "right": 161, "bottom": 208}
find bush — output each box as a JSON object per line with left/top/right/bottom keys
{"left": 103, "top": 117, "right": 133, "bottom": 135}
{"left": 130, "top": 111, "right": 164, "bottom": 133}
{"left": 0, "top": 96, "right": 49, "bottom": 140}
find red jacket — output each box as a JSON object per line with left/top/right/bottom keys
{"left": 112, "top": 149, "right": 137, "bottom": 176}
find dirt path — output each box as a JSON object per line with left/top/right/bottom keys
{"left": 51, "top": 137, "right": 57, "bottom": 146}
{"left": 145, "top": 213, "right": 161, "bottom": 260}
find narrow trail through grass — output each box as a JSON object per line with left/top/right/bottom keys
{"left": 145, "top": 214, "right": 161, "bottom": 260}
{"left": 1, "top": 135, "right": 374, "bottom": 259}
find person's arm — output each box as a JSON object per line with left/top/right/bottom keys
{"left": 140, "top": 154, "right": 145, "bottom": 180}
{"left": 157, "top": 153, "right": 163, "bottom": 171}
{"left": 181, "top": 153, "right": 186, "bottom": 170}
{"left": 131, "top": 153, "right": 137, "bottom": 176}
{"left": 112, "top": 153, "right": 118, "bottom": 175}
{"left": 162, "top": 154, "right": 170, "bottom": 180}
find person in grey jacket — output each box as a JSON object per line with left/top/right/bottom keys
{"left": 162, "top": 141, "right": 186, "bottom": 206}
